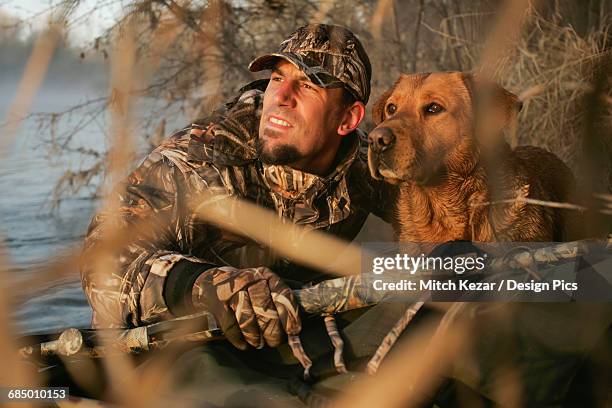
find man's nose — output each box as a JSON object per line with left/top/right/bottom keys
{"left": 368, "top": 127, "right": 396, "bottom": 152}
{"left": 274, "top": 80, "right": 297, "bottom": 107}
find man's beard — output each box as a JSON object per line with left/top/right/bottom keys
{"left": 256, "top": 138, "right": 302, "bottom": 165}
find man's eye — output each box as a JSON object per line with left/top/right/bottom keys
{"left": 302, "top": 83, "right": 313, "bottom": 90}
{"left": 424, "top": 102, "right": 445, "bottom": 115}
{"left": 386, "top": 103, "right": 397, "bottom": 116}
{"left": 271, "top": 76, "right": 282, "bottom": 82}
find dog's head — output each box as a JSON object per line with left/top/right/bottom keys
{"left": 367, "top": 72, "right": 522, "bottom": 184}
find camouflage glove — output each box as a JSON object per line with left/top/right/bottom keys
{"left": 192, "top": 266, "right": 302, "bottom": 350}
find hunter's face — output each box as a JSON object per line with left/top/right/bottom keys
{"left": 258, "top": 60, "right": 346, "bottom": 174}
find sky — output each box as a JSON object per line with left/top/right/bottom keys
{"left": 1, "top": 0, "right": 124, "bottom": 46}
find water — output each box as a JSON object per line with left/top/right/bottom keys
{"left": 1, "top": 72, "right": 105, "bottom": 334}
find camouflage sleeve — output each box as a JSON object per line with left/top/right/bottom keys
{"left": 80, "top": 141, "right": 217, "bottom": 329}
{"left": 80, "top": 86, "right": 265, "bottom": 329}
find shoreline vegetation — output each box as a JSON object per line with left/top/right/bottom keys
{"left": 0, "top": 11, "right": 108, "bottom": 89}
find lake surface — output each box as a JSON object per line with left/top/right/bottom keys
{"left": 0, "top": 74, "right": 106, "bottom": 334}
{"left": 0, "top": 52, "right": 196, "bottom": 334}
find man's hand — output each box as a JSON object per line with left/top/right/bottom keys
{"left": 192, "top": 266, "right": 301, "bottom": 350}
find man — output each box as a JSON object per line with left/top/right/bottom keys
{"left": 80, "top": 24, "right": 395, "bottom": 396}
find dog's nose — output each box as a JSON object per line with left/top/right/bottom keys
{"left": 368, "top": 128, "right": 396, "bottom": 152}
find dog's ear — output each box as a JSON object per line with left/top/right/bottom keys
{"left": 372, "top": 89, "right": 393, "bottom": 125}
{"left": 461, "top": 73, "right": 523, "bottom": 130}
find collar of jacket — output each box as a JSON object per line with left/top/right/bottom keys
{"left": 261, "top": 132, "right": 360, "bottom": 226}
{"left": 187, "top": 88, "right": 263, "bottom": 166}
{"left": 262, "top": 131, "right": 359, "bottom": 197}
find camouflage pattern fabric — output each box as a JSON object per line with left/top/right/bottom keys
{"left": 80, "top": 84, "right": 393, "bottom": 329}
{"left": 323, "top": 314, "right": 348, "bottom": 374}
{"left": 366, "top": 301, "right": 425, "bottom": 375}
{"left": 249, "top": 24, "right": 371, "bottom": 103}
{"left": 192, "top": 266, "right": 301, "bottom": 350}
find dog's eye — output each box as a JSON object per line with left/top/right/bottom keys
{"left": 425, "top": 103, "right": 444, "bottom": 115}
{"left": 385, "top": 103, "right": 397, "bottom": 116}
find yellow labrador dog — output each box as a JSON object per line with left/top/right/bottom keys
{"left": 367, "top": 72, "right": 574, "bottom": 243}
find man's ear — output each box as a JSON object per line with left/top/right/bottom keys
{"left": 372, "top": 89, "right": 393, "bottom": 125}
{"left": 338, "top": 101, "right": 366, "bottom": 136}
{"left": 461, "top": 73, "right": 523, "bottom": 130}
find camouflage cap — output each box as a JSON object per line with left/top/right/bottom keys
{"left": 249, "top": 24, "right": 372, "bottom": 104}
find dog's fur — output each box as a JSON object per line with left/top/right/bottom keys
{"left": 367, "top": 72, "right": 574, "bottom": 243}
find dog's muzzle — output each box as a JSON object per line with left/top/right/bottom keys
{"left": 368, "top": 127, "right": 397, "bottom": 180}
{"left": 368, "top": 127, "right": 395, "bottom": 153}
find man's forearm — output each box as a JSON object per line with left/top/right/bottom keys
{"left": 163, "top": 258, "right": 217, "bottom": 316}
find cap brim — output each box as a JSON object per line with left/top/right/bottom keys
{"left": 248, "top": 53, "right": 291, "bottom": 73}
{"left": 248, "top": 52, "right": 343, "bottom": 89}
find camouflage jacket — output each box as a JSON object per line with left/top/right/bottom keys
{"left": 80, "top": 84, "right": 393, "bottom": 329}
